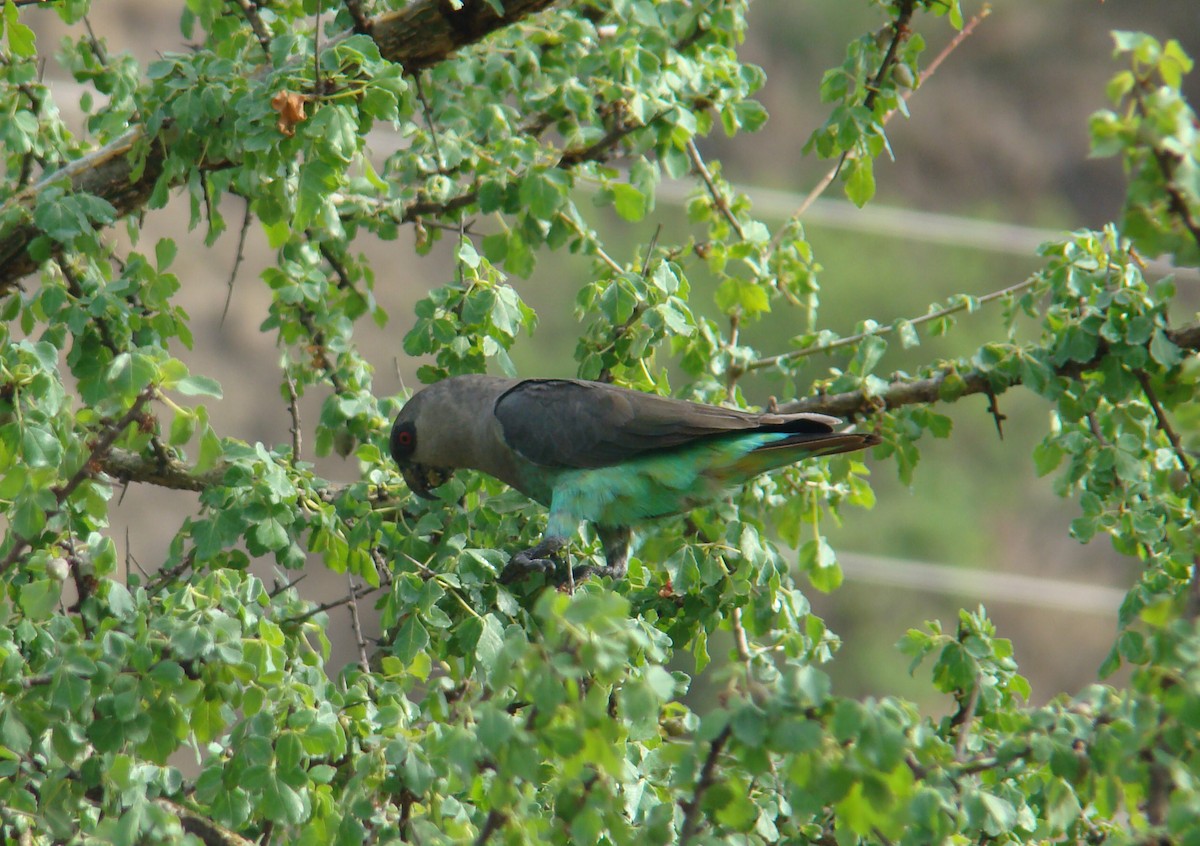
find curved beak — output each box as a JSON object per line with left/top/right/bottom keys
{"left": 401, "top": 463, "right": 453, "bottom": 500}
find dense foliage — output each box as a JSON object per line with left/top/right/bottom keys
{"left": 1, "top": 1, "right": 1199, "bottom": 843}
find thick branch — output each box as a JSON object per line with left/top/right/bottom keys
{"left": 779, "top": 321, "right": 1200, "bottom": 418}
{"left": 0, "top": 0, "right": 558, "bottom": 291}
{"left": 154, "top": 799, "right": 256, "bottom": 846}
{"left": 102, "top": 446, "right": 226, "bottom": 491}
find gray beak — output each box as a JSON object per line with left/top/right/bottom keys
{"left": 401, "top": 463, "right": 452, "bottom": 500}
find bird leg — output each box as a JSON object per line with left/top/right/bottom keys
{"left": 500, "top": 536, "right": 568, "bottom": 584}
{"left": 569, "top": 525, "right": 630, "bottom": 582}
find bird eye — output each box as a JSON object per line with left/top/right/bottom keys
{"left": 390, "top": 420, "right": 417, "bottom": 461}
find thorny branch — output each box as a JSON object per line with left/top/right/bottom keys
{"left": 472, "top": 809, "right": 506, "bottom": 846}
{"left": 283, "top": 579, "right": 386, "bottom": 625}
{"left": 346, "top": 573, "right": 371, "bottom": 674}
{"left": 343, "top": 0, "right": 372, "bottom": 35}
{"left": 779, "top": 321, "right": 1200, "bottom": 419}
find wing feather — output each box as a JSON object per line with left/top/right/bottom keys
{"left": 493, "top": 379, "right": 850, "bottom": 469}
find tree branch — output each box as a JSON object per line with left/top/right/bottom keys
{"left": 154, "top": 799, "right": 257, "bottom": 846}
{"left": 0, "top": 390, "right": 154, "bottom": 575}
{"left": 686, "top": 138, "right": 744, "bottom": 240}
{"left": 0, "top": 0, "right": 558, "bottom": 291}
{"left": 748, "top": 274, "right": 1039, "bottom": 372}
{"left": 779, "top": 322, "right": 1200, "bottom": 418}
{"left": 1135, "top": 369, "right": 1193, "bottom": 476}
{"left": 102, "top": 446, "right": 227, "bottom": 491}
{"left": 766, "top": 5, "right": 989, "bottom": 253}
{"left": 231, "top": 0, "right": 272, "bottom": 53}
{"left": 678, "top": 724, "right": 732, "bottom": 846}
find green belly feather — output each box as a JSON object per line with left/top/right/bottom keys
{"left": 543, "top": 431, "right": 798, "bottom": 537}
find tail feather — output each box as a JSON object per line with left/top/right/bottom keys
{"left": 715, "top": 431, "right": 880, "bottom": 484}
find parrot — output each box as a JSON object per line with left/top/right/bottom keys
{"left": 390, "top": 375, "right": 880, "bottom": 582}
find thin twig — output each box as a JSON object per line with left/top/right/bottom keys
{"left": 268, "top": 573, "right": 308, "bottom": 599}
{"left": 221, "top": 199, "right": 253, "bottom": 326}
{"left": 678, "top": 725, "right": 732, "bottom": 846}
{"left": 686, "top": 139, "right": 744, "bottom": 240}
{"left": 473, "top": 809, "right": 506, "bottom": 846}
{"left": 146, "top": 548, "right": 198, "bottom": 594}
{"left": 296, "top": 308, "right": 347, "bottom": 393}
{"left": 730, "top": 606, "right": 752, "bottom": 667}
{"left": 1136, "top": 369, "right": 1194, "bottom": 477}
{"left": 952, "top": 680, "right": 981, "bottom": 761}
{"left": 766, "top": 5, "right": 989, "bottom": 253}
{"left": 65, "top": 534, "right": 94, "bottom": 627}
{"left": 749, "top": 274, "right": 1040, "bottom": 371}
{"left": 284, "top": 370, "right": 303, "bottom": 461}
{"left": 641, "top": 224, "right": 662, "bottom": 276}
{"left": 317, "top": 241, "right": 353, "bottom": 289}
{"left": 125, "top": 526, "right": 149, "bottom": 579}
{"left": 233, "top": 0, "right": 272, "bottom": 53}
{"left": 81, "top": 15, "right": 110, "bottom": 68}
{"left": 1132, "top": 81, "right": 1200, "bottom": 256}
{"left": 812, "top": 1, "right": 917, "bottom": 189}
{"left": 347, "top": 573, "right": 371, "bottom": 674}
{"left": 557, "top": 211, "right": 623, "bottom": 273}
{"left": 414, "top": 74, "right": 446, "bottom": 173}
{"left": 283, "top": 580, "right": 385, "bottom": 624}
{"left": 155, "top": 798, "right": 257, "bottom": 846}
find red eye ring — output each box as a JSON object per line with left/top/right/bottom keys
{"left": 397, "top": 430, "right": 413, "bottom": 446}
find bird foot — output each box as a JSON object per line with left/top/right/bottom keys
{"left": 500, "top": 537, "right": 568, "bottom": 584}
{"left": 499, "top": 535, "right": 629, "bottom": 586}
{"left": 567, "top": 560, "right": 626, "bottom": 583}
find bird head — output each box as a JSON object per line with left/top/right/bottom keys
{"left": 390, "top": 403, "right": 453, "bottom": 500}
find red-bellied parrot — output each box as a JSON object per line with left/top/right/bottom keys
{"left": 391, "top": 375, "right": 879, "bottom": 582}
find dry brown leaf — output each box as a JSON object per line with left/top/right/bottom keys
{"left": 270, "top": 90, "right": 308, "bottom": 137}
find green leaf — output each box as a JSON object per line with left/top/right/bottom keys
{"left": 107, "top": 352, "right": 157, "bottom": 399}
{"left": 254, "top": 518, "right": 289, "bottom": 551}
{"left": 845, "top": 157, "right": 876, "bottom": 207}
{"left": 801, "top": 537, "right": 841, "bottom": 592}
{"left": 21, "top": 424, "right": 62, "bottom": 469}
{"left": 1149, "top": 328, "right": 1181, "bottom": 367}
{"left": 155, "top": 238, "right": 178, "bottom": 270}
{"left": 18, "top": 579, "right": 60, "bottom": 620}
{"left": 518, "top": 170, "right": 568, "bottom": 219}
{"left": 392, "top": 616, "right": 429, "bottom": 665}
{"left": 715, "top": 278, "right": 770, "bottom": 317}
{"left": 294, "top": 159, "right": 340, "bottom": 230}
{"left": 4, "top": 4, "right": 36, "bottom": 57}
{"left": 611, "top": 183, "right": 648, "bottom": 222}
{"left": 176, "top": 375, "right": 223, "bottom": 398}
